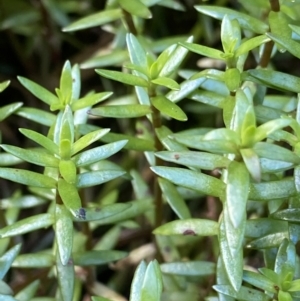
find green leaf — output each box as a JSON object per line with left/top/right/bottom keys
{"left": 178, "top": 42, "right": 224, "bottom": 60}
{"left": 247, "top": 232, "right": 289, "bottom": 249}
{"left": 245, "top": 218, "right": 288, "bottom": 239}
{"left": 126, "top": 34, "right": 148, "bottom": 74}
{"left": 0, "top": 80, "right": 10, "bottom": 93}
{"left": 0, "top": 168, "right": 56, "bottom": 188}
{"left": 70, "top": 203, "right": 130, "bottom": 222}
{"left": 167, "top": 77, "right": 207, "bottom": 103}
{"left": 235, "top": 35, "right": 271, "bottom": 56}
{"left": 73, "top": 250, "right": 127, "bottom": 266}
{"left": 12, "top": 253, "right": 54, "bottom": 268}
{"left": 155, "top": 151, "right": 230, "bottom": 170}
{"left": 152, "top": 95, "right": 187, "bottom": 121}
{"left": 0, "top": 145, "right": 59, "bottom": 167}
{"left": 56, "top": 252, "right": 74, "bottom": 301}
{"left": 226, "top": 161, "right": 249, "bottom": 228}
{"left": 81, "top": 49, "right": 128, "bottom": 69}
{"left": 213, "top": 285, "right": 270, "bottom": 301}
{"left": 16, "top": 107, "right": 56, "bottom": 126}
{"left": 153, "top": 218, "right": 219, "bottom": 236}
{"left": 160, "top": 261, "right": 215, "bottom": 276}
{"left": 0, "top": 102, "right": 23, "bottom": 122}
{"left": 58, "top": 179, "right": 81, "bottom": 211}
{"left": 59, "top": 160, "right": 77, "bottom": 184}
{"left": 71, "top": 92, "right": 113, "bottom": 111}
{"left": 247, "top": 69, "right": 300, "bottom": 93}
{"left": 73, "top": 140, "right": 127, "bottom": 167}
{"left": 254, "top": 142, "right": 300, "bottom": 164}
{"left": 151, "top": 77, "right": 180, "bottom": 90}
{"left": 272, "top": 208, "right": 300, "bottom": 222}
{"left": 158, "top": 178, "right": 190, "bottom": 219}
{"left": 0, "top": 280, "right": 13, "bottom": 295}
{"left": 62, "top": 9, "right": 123, "bottom": 32}
{"left": 0, "top": 244, "right": 21, "bottom": 279}
{"left": 95, "top": 69, "right": 148, "bottom": 87}
{"left": 249, "top": 178, "right": 296, "bottom": 201}
{"left": 130, "top": 261, "right": 147, "bottom": 301}
{"left": 58, "top": 61, "right": 73, "bottom": 106}
{"left": 221, "top": 15, "right": 241, "bottom": 55}
{"left": 76, "top": 170, "right": 126, "bottom": 188}
{"left": 89, "top": 104, "right": 151, "bottom": 118}
{"left": 219, "top": 216, "right": 243, "bottom": 291}
{"left": 195, "top": 5, "right": 268, "bottom": 34}
{"left": 141, "top": 260, "right": 163, "bottom": 301}
{"left": 55, "top": 205, "right": 73, "bottom": 265}
{"left": 93, "top": 199, "right": 153, "bottom": 226}
{"left": 72, "top": 129, "right": 110, "bottom": 155}
{"left": 151, "top": 166, "right": 225, "bottom": 198}
{"left": 278, "top": 291, "right": 292, "bottom": 301}
{"left": 269, "top": 11, "right": 292, "bottom": 53}
{"left": 119, "top": 0, "right": 152, "bottom": 19}
{"left": 0, "top": 214, "right": 54, "bottom": 238}
{"left": 19, "top": 129, "right": 58, "bottom": 155}
{"left": 243, "top": 270, "right": 278, "bottom": 293}
{"left": 17, "top": 76, "right": 59, "bottom": 106}
{"left": 240, "top": 148, "right": 261, "bottom": 182}
{"left": 15, "top": 280, "right": 40, "bottom": 301}
{"left": 224, "top": 68, "right": 240, "bottom": 92}
{"left": 155, "top": 36, "right": 193, "bottom": 78}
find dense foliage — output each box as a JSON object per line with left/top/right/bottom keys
{"left": 1, "top": 0, "right": 300, "bottom": 300}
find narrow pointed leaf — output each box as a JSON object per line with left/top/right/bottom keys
{"left": 58, "top": 179, "right": 81, "bottom": 210}
{"left": 126, "top": 33, "right": 148, "bottom": 73}
{"left": 235, "top": 35, "right": 271, "bottom": 56}
{"left": 141, "top": 260, "right": 163, "bottom": 301}
{"left": 12, "top": 253, "right": 54, "bottom": 268}
{"left": 76, "top": 170, "right": 126, "bottom": 188}
{"left": 219, "top": 221, "right": 243, "bottom": 291}
{"left": 55, "top": 205, "right": 73, "bottom": 265}
{"left": 0, "top": 80, "right": 10, "bottom": 92}
{"left": 226, "top": 161, "right": 249, "bottom": 228}
{"left": 151, "top": 77, "right": 180, "bottom": 90}
{"left": 73, "top": 140, "right": 127, "bottom": 167}
{"left": 158, "top": 178, "right": 191, "bottom": 219}
{"left": 0, "top": 214, "right": 54, "bottom": 238}
{"left": 240, "top": 148, "right": 261, "bottom": 182}
{"left": 179, "top": 42, "right": 224, "bottom": 59}
{"left": 72, "top": 129, "right": 110, "bottom": 155}
{"left": 56, "top": 252, "right": 74, "bottom": 301}
{"left": 71, "top": 92, "right": 113, "bottom": 111}
{"left": 0, "top": 102, "right": 23, "bottom": 122}
{"left": 95, "top": 69, "right": 148, "bottom": 87}
{"left": 0, "top": 145, "right": 59, "bottom": 167}
{"left": 0, "top": 244, "right": 21, "bottom": 279}
{"left": 272, "top": 208, "right": 300, "bottom": 222}
{"left": 213, "top": 285, "right": 270, "bottom": 301}
{"left": 243, "top": 270, "right": 278, "bottom": 293}
{"left": 15, "top": 280, "right": 40, "bottom": 301}
{"left": 16, "top": 107, "right": 56, "bottom": 126}
{"left": 151, "top": 166, "right": 225, "bottom": 198}
{"left": 160, "top": 261, "right": 215, "bottom": 276}
{"left": 18, "top": 76, "right": 59, "bottom": 106}
{"left": 247, "top": 69, "right": 300, "bottom": 93}
{"left": 155, "top": 151, "right": 230, "bottom": 169}
{"left": 63, "top": 9, "right": 123, "bottom": 32}
{"left": 19, "top": 128, "right": 58, "bottom": 155}
{"left": 247, "top": 232, "right": 288, "bottom": 249}
{"left": 151, "top": 95, "right": 187, "bottom": 121}
{"left": 70, "top": 203, "right": 131, "bottom": 222}
{"left": 119, "top": 0, "right": 152, "bottom": 19}
{"left": 153, "top": 218, "right": 218, "bottom": 236}
{"left": 73, "top": 250, "right": 127, "bottom": 266}
{"left": 89, "top": 105, "right": 151, "bottom": 118}
{"left": 195, "top": 5, "right": 268, "bottom": 34}
{"left": 249, "top": 178, "right": 296, "bottom": 200}
{"left": 0, "top": 168, "right": 56, "bottom": 188}
{"left": 130, "top": 261, "right": 147, "bottom": 301}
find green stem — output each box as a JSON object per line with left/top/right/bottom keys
{"left": 122, "top": 9, "right": 138, "bottom": 35}
{"left": 259, "top": 0, "right": 280, "bottom": 67}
